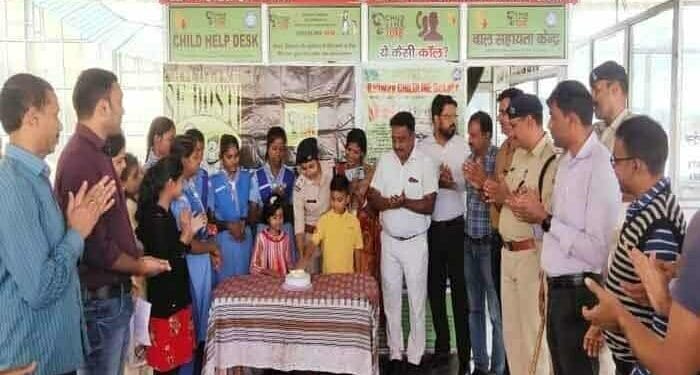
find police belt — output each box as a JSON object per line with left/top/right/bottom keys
{"left": 504, "top": 238, "right": 536, "bottom": 251}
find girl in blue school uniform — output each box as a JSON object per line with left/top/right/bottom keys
{"left": 250, "top": 126, "right": 298, "bottom": 260}
{"left": 170, "top": 134, "right": 221, "bottom": 375}
{"left": 209, "top": 135, "right": 255, "bottom": 282}
{"left": 185, "top": 128, "right": 211, "bottom": 208}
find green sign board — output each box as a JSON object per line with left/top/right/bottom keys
{"left": 169, "top": 7, "right": 261, "bottom": 63}
{"left": 363, "top": 67, "right": 463, "bottom": 162}
{"left": 369, "top": 7, "right": 459, "bottom": 62}
{"left": 269, "top": 7, "right": 361, "bottom": 63}
{"left": 467, "top": 6, "right": 566, "bottom": 59}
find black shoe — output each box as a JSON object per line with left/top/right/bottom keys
{"left": 406, "top": 362, "right": 423, "bottom": 375}
{"left": 388, "top": 359, "right": 404, "bottom": 375}
{"left": 471, "top": 369, "right": 490, "bottom": 375}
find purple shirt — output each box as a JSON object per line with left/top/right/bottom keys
{"left": 54, "top": 124, "right": 140, "bottom": 290}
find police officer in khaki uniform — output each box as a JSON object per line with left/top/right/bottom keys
{"left": 293, "top": 137, "right": 332, "bottom": 274}
{"left": 484, "top": 94, "right": 556, "bottom": 375}
{"left": 492, "top": 88, "right": 524, "bottom": 305}
{"left": 590, "top": 61, "right": 634, "bottom": 152}
{"left": 589, "top": 61, "right": 633, "bottom": 375}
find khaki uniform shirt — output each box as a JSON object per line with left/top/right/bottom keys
{"left": 293, "top": 165, "right": 333, "bottom": 235}
{"left": 499, "top": 136, "right": 558, "bottom": 243}
{"left": 490, "top": 138, "right": 517, "bottom": 230}
{"left": 593, "top": 109, "right": 633, "bottom": 152}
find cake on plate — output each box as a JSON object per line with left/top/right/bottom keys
{"left": 284, "top": 269, "right": 311, "bottom": 290}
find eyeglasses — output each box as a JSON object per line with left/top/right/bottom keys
{"left": 610, "top": 156, "right": 635, "bottom": 166}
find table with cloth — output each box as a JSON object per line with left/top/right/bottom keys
{"left": 203, "top": 273, "right": 380, "bottom": 375}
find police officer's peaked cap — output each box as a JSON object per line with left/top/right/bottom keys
{"left": 507, "top": 94, "right": 543, "bottom": 119}
{"left": 296, "top": 137, "right": 319, "bottom": 165}
{"left": 590, "top": 61, "right": 628, "bottom": 87}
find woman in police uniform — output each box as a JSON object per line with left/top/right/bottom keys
{"left": 293, "top": 137, "right": 332, "bottom": 274}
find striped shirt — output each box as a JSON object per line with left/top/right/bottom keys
{"left": 604, "top": 177, "right": 685, "bottom": 369}
{"left": 0, "top": 144, "right": 86, "bottom": 375}
{"left": 250, "top": 228, "right": 293, "bottom": 276}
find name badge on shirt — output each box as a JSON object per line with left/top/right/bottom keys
{"left": 306, "top": 199, "right": 317, "bottom": 204}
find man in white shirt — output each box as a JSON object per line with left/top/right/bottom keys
{"left": 419, "top": 94, "right": 471, "bottom": 373}
{"left": 510, "top": 81, "right": 621, "bottom": 375}
{"left": 369, "top": 111, "right": 438, "bottom": 375}
{"left": 590, "top": 61, "right": 633, "bottom": 152}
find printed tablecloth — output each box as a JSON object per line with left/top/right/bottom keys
{"left": 203, "top": 273, "right": 380, "bottom": 375}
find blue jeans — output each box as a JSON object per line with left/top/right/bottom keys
{"left": 79, "top": 290, "right": 133, "bottom": 375}
{"left": 464, "top": 236, "right": 506, "bottom": 375}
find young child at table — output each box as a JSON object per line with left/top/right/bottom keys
{"left": 250, "top": 195, "right": 294, "bottom": 276}
{"left": 303, "top": 175, "right": 363, "bottom": 274}
{"left": 136, "top": 156, "right": 198, "bottom": 375}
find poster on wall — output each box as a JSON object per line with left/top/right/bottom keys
{"left": 164, "top": 64, "right": 355, "bottom": 169}
{"left": 268, "top": 7, "right": 361, "bottom": 63}
{"left": 363, "top": 67, "right": 463, "bottom": 162}
{"left": 284, "top": 103, "right": 319, "bottom": 147}
{"left": 467, "top": 6, "right": 566, "bottom": 59}
{"left": 368, "top": 7, "right": 459, "bottom": 62}
{"left": 169, "top": 7, "right": 262, "bottom": 62}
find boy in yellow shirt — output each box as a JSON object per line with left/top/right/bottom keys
{"left": 305, "top": 174, "right": 363, "bottom": 274}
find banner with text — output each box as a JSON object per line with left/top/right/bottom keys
{"left": 369, "top": 7, "right": 459, "bottom": 62}
{"left": 169, "top": 7, "right": 262, "bottom": 62}
{"left": 269, "top": 7, "right": 361, "bottom": 62}
{"left": 467, "top": 6, "right": 566, "bottom": 59}
{"left": 164, "top": 64, "right": 355, "bottom": 168}
{"left": 363, "top": 67, "right": 463, "bottom": 161}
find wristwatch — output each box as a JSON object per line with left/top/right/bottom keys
{"left": 541, "top": 214, "right": 553, "bottom": 232}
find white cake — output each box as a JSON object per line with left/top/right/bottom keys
{"left": 284, "top": 269, "right": 311, "bottom": 289}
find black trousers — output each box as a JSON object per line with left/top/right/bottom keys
{"left": 427, "top": 217, "right": 470, "bottom": 365}
{"left": 547, "top": 277, "right": 600, "bottom": 375}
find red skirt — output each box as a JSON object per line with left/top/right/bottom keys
{"left": 146, "top": 305, "right": 195, "bottom": 372}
